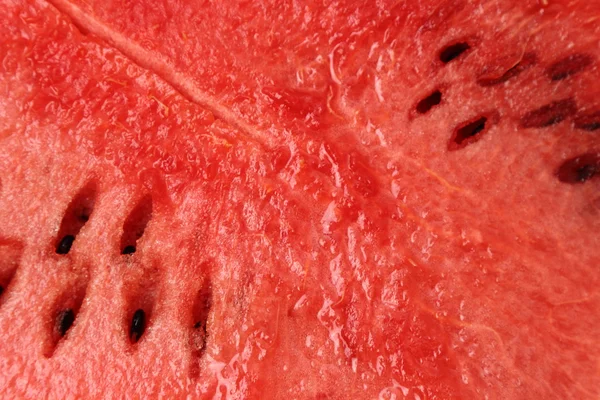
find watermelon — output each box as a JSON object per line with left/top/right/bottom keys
{"left": 0, "top": 0, "right": 599, "bottom": 398}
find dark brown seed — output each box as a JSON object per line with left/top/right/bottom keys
{"left": 520, "top": 99, "right": 577, "bottom": 128}
{"left": 130, "top": 309, "right": 146, "bottom": 343}
{"left": 56, "top": 309, "right": 75, "bottom": 337}
{"left": 449, "top": 117, "right": 488, "bottom": 150}
{"left": 416, "top": 90, "right": 443, "bottom": 114}
{"left": 547, "top": 53, "right": 594, "bottom": 81}
{"left": 557, "top": 153, "right": 600, "bottom": 183}
{"left": 439, "top": 42, "right": 470, "bottom": 64}
{"left": 56, "top": 235, "right": 75, "bottom": 255}
{"left": 121, "top": 245, "right": 136, "bottom": 255}
{"left": 573, "top": 110, "right": 600, "bottom": 131}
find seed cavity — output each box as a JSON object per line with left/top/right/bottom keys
{"left": 125, "top": 279, "right": 156, "bottom": 347}
{"left": 439, "top": 42, "right": 470, "bottom": 64}
{"left": 130, "top": 309, "right": 146, "bottom": 343}
{"left": 121, "top": 195, "right": 152, "bottom": 255}
{"left": 45, "top": 282, "right": 88, "bottom": 357}
{"left": 449, "top": 116, "right": 488, "bottom": 150}
{"left": 573, "top": 110, "right": 600, "bottom": 131}
{"left": 557, "top": 153, "right": 600, "bottom": 184}
{"left": 478, "top": 52, "right": 537, "bottom": 87}
{"left": 192, "top": 277, "right": 212, "bottom": 351}
{"left": 0, "top": 240, "right": 23, "bottom": 302}
{"left": 55, "top": 182, "right": 97, "bottom": 255}
{"left": 520, "top": 98, "right": 577, "bottom": 128}
{"left": 56, "top": 308, "right": 75, "bottom": 337}
{"left": 416, "top": 90, "right": 442, "bottom": 114}
{"left": 189, "top": 276, "right": 213, "bottom": 378}
{"left": 547, "top": 53, "right": 593, "bottom": 81}
{"left": 56, "top": 235, "right": 75, "bottom": 255}
{"left": 122, "top": 245, "right": 136, "bottom": 255}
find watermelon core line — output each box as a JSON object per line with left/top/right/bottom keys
{"left": 45, "top": 0, "right": 266, "bottom": 146}
{"left": 46, "top": 0, "right": 475, "bottom": 202}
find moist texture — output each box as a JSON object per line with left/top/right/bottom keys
{"left": 0, "top": 0, "right": 599, "bottom": 398}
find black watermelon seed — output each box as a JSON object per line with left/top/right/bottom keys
{"left": 56, "top": 235, "right": 75, "bottom": 255}
{"left": 121, "top": 245, "right": 136, "bottom": 255}
{"left": 439, "top": 42, "right": 470, "bottom": 64}
{"left": 456, "top": 118, "right": 486, "bottom": 142}
{"left": 557, "top": 153, "right": 600, "bottom": 184}
{"left": 54, "top": 183, "right": 96, "bottom": 256}
{"left": 56, "top": 308, "right": 75, "bottom": 337}
{"left": 416, "top": 90, "right": 443, "bottom": 114}
{"left": 449, "top": 117, "right": 488, "bottom": 150}
{"left": 130, "top": 309, "right": 146, "bottom": 343}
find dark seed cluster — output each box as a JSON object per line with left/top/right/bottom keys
{"left": 414, "top": 40, "right": 597, "bottom": 183}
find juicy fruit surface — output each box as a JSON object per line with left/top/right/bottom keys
{"left": 0, "top": 0, "right": 599, "bottom": 398}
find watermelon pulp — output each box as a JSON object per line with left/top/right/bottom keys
{"left": 0, "top": 0, "right": 599, "bottom": 398}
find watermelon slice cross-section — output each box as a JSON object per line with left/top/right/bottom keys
{"left": 0, "top": 0, "right": 599, "bottom": 398}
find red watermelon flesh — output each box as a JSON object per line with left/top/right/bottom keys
{"left": 0, "top": 0, "right": 599, "bottom": 398}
